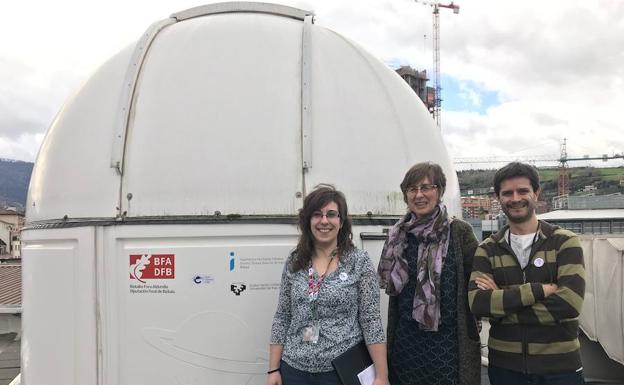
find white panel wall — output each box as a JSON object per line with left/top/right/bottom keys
{"left": 21, "top": 228, "right": 97, "bottom": 385}
{"left": 579, "top": 236, "right": 624, "bottom": 365}
{"left": 592, "top": 238, "right": 624, "bottom": 365}
{"left": 63, "top": 222, "right": 389, "bottom": 385}
{"left": 100, "top": 224, "right": 298, "bottom": 385}
{"left": 579, "top": 238, "right": 596, "bottom": 339}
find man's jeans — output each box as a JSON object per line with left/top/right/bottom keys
{"left": 489, "top": 365, "right": 584, "bottom": 385}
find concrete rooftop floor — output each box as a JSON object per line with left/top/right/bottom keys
{"left": 0, "top": 333, "right": 19, "bottom": 385}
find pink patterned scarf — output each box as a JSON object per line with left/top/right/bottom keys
{"left": 378, "top": 204, "right": 450, "bottom": 331}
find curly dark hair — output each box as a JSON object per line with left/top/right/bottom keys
{"left": 494, "top": 162, "right": 540, "bottom": 196}
{"left": 290, "top": 184, "right": 354, "bottom": 272}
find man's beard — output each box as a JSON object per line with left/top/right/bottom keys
{"left": 502, "top": 200, "right": 536, "bottom": 224}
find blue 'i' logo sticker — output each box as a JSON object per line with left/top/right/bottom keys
{"left": 229, "top": 251, "right": 235, "bottom": 271}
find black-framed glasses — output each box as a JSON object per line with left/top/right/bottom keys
{"left": 311, "top": 210, "right": 340, "bottom": 220}
{"left": 407, "top": 184, "right": 438, "bottom": 194}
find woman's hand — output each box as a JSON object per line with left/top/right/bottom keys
{"left": 373, "top": 375, "right": 390, "bottom": 385}
{"left": 266, "top": 344, "right": 284, "bottom": 385}
{"left": 266, "top": 371, "right": 282, "bottom": 385}
{"left": 366, "top": 343, "right": 390, "bottom": 385}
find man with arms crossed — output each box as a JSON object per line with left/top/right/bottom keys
{"left": 469, "top": 162, "right": 585, "bottom": 385}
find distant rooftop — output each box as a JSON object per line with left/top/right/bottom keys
{"left": 0, "top": 264, "right": 21, "bottom": 312}
{"left": 568, "top": 194, "right": 624, "bottom": 210}
{"left": 395, "top": 65, "right": 428, "bottom": 80}
{"left": 0, "top": 208, "right": 23, "bottom": 216}
{"left": 538, "top": 209, "right": 624, "bottom": 221}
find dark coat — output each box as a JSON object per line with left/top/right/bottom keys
{"left": 386, "top": 218, "right": 482, "bottom": 385}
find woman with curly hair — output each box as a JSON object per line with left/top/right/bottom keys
{"left": 268, "top": 185, "right": 389, "bottom": 385}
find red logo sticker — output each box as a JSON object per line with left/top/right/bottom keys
{"left": 129, "top": 254, "right": 175, "bottom": 283}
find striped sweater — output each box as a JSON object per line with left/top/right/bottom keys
{"left": 468, "top": 220, "right": 585, "bottom": 374}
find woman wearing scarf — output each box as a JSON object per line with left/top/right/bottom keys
{"left": 377, "top": 162, "right": 481, "bottom": 385}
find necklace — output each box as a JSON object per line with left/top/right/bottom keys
{"left": 308, "top": 248, "right": 338, "bottom": 319}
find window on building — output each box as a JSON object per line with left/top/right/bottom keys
{"left": 583, "top": 221, "right": 610, "bottom": 234}
{"left": 612, "top": 220, "right": 624, "bottom": 234}
{"left": 558, "top": 222, "right": 582, "bottom": 233}
{"left": 597, "top": 221, "right": 610, "bottom": 234}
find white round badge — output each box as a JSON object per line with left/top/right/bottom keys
{"left": 339, "top": 272, "right": 348, "bottom": 281}
{"left": 534, "top": 258, "right": 545, "bottom": 268}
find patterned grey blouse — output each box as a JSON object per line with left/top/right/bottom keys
{"left": 270, "top": 247, "right": 386, "bottom": 372}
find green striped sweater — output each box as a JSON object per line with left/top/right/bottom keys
{"left": 468, "top": 220, "right": 585, "bottom": 374}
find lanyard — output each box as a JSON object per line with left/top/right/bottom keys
{"left": 308, "top": 249, "right": 337, "bottom": 319}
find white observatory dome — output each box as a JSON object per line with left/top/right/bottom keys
{"left": 27, "top": 2, "right": 459, "bottom": 223}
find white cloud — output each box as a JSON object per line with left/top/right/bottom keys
{"left": 0, "top": 133, "right": 45, "bottom": 162}
{"left": 440, "top": 0, "right": 624, "bottom": 166}
{"left": 1, "top": 0, "right": 623, "bottom": 168}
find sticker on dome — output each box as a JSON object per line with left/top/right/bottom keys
{"left": 129, "top": 254, "right": 176, "bottom": 283}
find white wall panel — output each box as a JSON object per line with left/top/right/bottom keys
{"left": 21, "top": 228, "right": 97, "bottom": 385}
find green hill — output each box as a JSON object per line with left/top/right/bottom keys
{"left": 458, "top": 166, "right": 624, "bottom": 205}
{"left": 0, "top": 158, "right": 33, "bottom": 209}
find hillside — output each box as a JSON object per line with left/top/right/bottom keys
{"left": 458, "top": 166, "right": 624, "bottom": 204}
{"left": 1, "top": 158, "right": 623, "bottom": 210}
{"left": 0, "top": 158, "right": 33, "bottom": 209}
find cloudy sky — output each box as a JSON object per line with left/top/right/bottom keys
{"left": 1, "top": 0, "right": 623, "bottom": 169}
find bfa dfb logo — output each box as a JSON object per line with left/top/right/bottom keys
{"left": 230, "top": 282, "right": 246, "bottom": 296}
{"left": 129, "top": 254, "right": 175, "bottom": 283}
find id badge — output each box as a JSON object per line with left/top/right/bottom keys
{"left": 302, "top": 324, "right": 320, "bottom": 343}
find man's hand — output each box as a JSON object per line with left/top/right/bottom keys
{"left": 542, "top": 283, "right": 558, "bottom": 297}
{"left": 475, "top": 275, "right": 499, "bottom": 290}
{"left": 476, "top": 274, "right": 558, "bottom": 299}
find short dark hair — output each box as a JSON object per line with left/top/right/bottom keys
{"left": 400, "top": 162, "right": 446, "bottom": 202}
{"left": 494, "top": 162, "right": 540, "bottom": 196}
{"left": 291, "top": 184, "right": 354, "bottom": 272}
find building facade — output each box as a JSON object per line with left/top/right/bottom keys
{"left": 538, "top": 209, "right": 624, "bottom": 235}
{"left": 461, "top": 195, "right": 501, "bottom": 219}
{"left": 395, "top": 66, "right": 436, "bottom": 112}
{"left": 0, "top": 208, "right": 24, "bottom": 259}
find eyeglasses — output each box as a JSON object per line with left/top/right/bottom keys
{"left": 311, "top": 210, "right": 340, "bottom": 220}
{"left": 406, "top": 184, "right": 438, "bottom": 194}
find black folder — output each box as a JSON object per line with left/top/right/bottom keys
{"left": 331, "top": 340, "right": 374, "bottom": 385}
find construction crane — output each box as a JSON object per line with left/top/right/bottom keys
{"left": 555, "top": 138, "right": 624, "bottom": 195}
{"left": 414, "top": 0, "right": 459, "bottom": 128}
{"left": 453, "top": 138, "right": 624, "bottom": 196}
{"left": 454, "top": 154, "right": 624, "bottom": 165}
{"left": 558, "top": 138, "right": 569, "bottom": 196}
